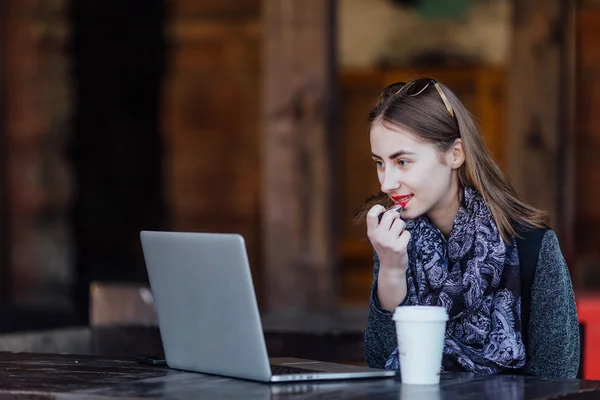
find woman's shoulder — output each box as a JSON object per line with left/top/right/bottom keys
{"left": 539, "top": 229, "right": 561, "bottom": 253}
{"left": 534, "top": 229, "right": 568, "bottom": 273}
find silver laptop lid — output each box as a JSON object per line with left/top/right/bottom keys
{"left": 140, "top": 231, "right": 272, "bottom": 382}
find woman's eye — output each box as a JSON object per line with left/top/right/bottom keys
{"left": 398, "top": 159, "right": 409, "bottom": 167}
{"left": 373, "top": 160, "right": 384, "bottom": 168}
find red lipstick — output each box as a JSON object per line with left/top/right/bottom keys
{"left": 391, "top": 194, "right": 413, "bottom": 208}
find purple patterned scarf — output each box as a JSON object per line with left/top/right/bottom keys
{"left": 385, "top": 187, "right": 526, "bottom": 373}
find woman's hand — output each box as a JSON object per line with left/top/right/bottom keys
{"left": 366, "top": 205, "right": 411, "bottom": 274}
{"left": 367, "top": 204, "right": 412, "bottom": 311}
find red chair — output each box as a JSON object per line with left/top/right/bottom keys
{"left": 576, "top": 292, "right": 600, "bottom": 379}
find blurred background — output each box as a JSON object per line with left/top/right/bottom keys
{"left": 0, "top": 0, "right": 595, "bottom": 337}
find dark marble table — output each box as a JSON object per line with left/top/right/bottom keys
{"left": 1, "top": 352, "right": 599, "bottom": 399}
{"left": 0, "top": 325, "right": 369, "bottom": 365}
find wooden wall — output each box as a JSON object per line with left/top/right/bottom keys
{"left": 574, "top": 2, "right": 600, "bottom": 285}
{"left": 4, "top": 0, "right": 73, "bottom": 307}
{"left": 0, "top": 0, "right": 8, "bottom": 303}
{"left": 262, "top": 0, "right": 338, "bottom": 313}
{"left": 163, "top": 0, "right": 264, "bottom": 298}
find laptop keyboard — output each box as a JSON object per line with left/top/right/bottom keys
{"left": 271, "top": 365, "right": 322, "bottom": 375}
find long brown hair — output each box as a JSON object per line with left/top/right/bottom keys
{"left": 356, "top": 79, "right": 548, "bottom": 242}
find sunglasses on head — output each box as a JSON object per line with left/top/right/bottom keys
{"left": 380, "top": 78, "right": 456, "bottom": 120}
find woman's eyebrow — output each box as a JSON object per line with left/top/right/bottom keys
{"left": 371, "top": 150, "right": 416, "bottom": 159}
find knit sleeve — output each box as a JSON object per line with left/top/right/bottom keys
{"left": 526, "top": 230, "right": 580, "bottom": 378}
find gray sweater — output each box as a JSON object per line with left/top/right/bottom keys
{"left": 364, "top": 230, "right": 580, "bottom": 378}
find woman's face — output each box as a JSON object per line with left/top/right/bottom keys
{"left": 370, "top": 122, "right": 462, "bottom": 221}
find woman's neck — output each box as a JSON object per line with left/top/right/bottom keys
{"left": 427, "top": 186, "right": 462, "bottom": 239}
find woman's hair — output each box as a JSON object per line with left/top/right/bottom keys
{"left": 356, "top": 79, "right": 548, "bottom": 242}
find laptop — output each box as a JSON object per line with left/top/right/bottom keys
{"left": 139, "top": 230, "right": 397, "bottom": 383}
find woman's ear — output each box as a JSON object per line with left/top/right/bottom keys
{"left": 451, "top": 139, "right": 465, "bottom": 169}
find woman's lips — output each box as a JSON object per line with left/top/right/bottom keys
{"left": 392, "top": 195, "right": 413, "bottom": 208}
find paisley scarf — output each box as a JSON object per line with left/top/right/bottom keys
{"left": 384, "top": 187, "right": 526, "bottom": 373}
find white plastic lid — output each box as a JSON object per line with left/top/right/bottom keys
{"left": 393, "top": 305, "right": 449, "bottom": 322}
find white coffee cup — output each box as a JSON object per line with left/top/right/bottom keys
{"left": 393, "top": 305, "right": 449, "bottom": 385}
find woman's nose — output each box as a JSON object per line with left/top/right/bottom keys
{"left": 381, "top": 170, "right": 401, "bottom": 193}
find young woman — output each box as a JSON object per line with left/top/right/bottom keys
{"left": 361, "top": 78, "right": 579, "bottom": 378}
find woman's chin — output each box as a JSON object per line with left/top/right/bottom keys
{"left": 400, "top": 210, "right": 414, "bottom": 220}
{"left": 400, "top": 207, "right": 423, "bottom": 221}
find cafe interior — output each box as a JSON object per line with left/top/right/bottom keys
{"left": 2, "top": 0, "right": 600, "bottom": 397}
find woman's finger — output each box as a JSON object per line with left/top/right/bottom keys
{"left": 366, "top": 205, "right": 386, "bottom": 232}
{"left": 389, "top": 217, "right": 406, "bottom": 237}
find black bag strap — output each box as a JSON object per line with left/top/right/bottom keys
{"left": 516, "top": 226, "right": 548, "bottom": 351}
